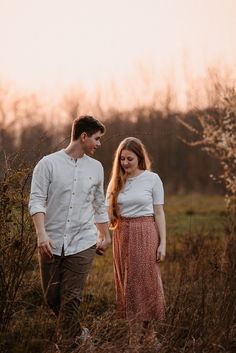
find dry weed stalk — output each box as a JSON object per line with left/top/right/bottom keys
{"left": 0, "top": 156, "right": 36, "bottom": 333}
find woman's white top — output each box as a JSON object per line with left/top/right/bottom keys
{"left": 106, "top": 170, "right": 164, "bottom": 218}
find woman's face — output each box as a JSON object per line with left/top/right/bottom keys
{"left": 120, "top": 149, "right": 139, "bottom": 175}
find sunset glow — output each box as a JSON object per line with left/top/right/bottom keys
{"left": 0, "top": 0, "right": 236, "bottom": 109}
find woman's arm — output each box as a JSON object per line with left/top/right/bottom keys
{"left": 153, "top": 204, "right": 166, "bottom": 262}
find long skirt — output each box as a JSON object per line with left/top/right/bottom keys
{"left": 113, "top": 216, "right": 165, "bottom": 321}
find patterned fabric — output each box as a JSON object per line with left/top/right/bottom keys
{"left": 113, "top": 216, "right": 165, "bottom": 321}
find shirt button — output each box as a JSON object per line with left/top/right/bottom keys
{"left": 74, "top": 179, "right": 77, "bottom": 181}
{"left": 72, "top": 193, "right": 75, "bottom": 195}
{"left": 70, "top": 206, "right": 72, "bottom": 209}
{"left": 67, "top": 220, "right": 70, "bottom": 222}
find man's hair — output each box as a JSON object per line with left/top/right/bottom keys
{"left": 71, "top": 115, "right": 105, "bottom": 140}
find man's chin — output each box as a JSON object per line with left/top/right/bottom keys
{"left": 87, "top": 149, "right": 96, "bottom": 156}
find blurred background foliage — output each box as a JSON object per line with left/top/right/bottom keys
{"left": 0, "top": 79, "right": 235, "bottom": 352}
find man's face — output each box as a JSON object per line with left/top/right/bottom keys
{"left": 82, "top": 131, "right": 103, "bottom": 155}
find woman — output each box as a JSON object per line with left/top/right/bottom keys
{"left": 106, "top": 137, "right": 166, "bottom": 352}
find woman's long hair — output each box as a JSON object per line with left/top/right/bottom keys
{"left": 108, "top": 137, "right": 151, "bottom": 229}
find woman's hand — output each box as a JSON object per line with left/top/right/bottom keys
{"left": 156, "top": 244, "right": 165, "bottom": 262}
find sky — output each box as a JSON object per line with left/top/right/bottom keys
{"left": 0, "top": 0, "right": 236, "bottom": 109}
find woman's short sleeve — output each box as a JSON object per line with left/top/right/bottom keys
{"left": 152, "top": 174, "right": 164, "bottom": 205}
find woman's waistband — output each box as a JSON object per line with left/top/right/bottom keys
{"left": 119, "top": 215, "right": 155, "bottom": 223}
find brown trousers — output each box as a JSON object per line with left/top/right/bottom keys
{"left": 39, "top": 245, "right": 96, "bottom": 342}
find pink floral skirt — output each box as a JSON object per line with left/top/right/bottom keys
{"left": 113, "top": 216, "right": 165, "bottom": 321}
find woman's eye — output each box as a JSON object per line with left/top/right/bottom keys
{"left": 121, "top": 157, "right": 133, "bottom": 161}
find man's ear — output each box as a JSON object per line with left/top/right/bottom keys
{"left": 80, "top": 132, "right": 87, "bottom": 142}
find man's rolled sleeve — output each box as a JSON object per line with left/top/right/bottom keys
{"left": 29, "top": 158, "right": 51, "bottom": 216}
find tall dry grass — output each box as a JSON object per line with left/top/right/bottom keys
{"left": 0, "top": 157, "right": 36, "bottom": 336}
{"left": 0, "top": 184, "right": 235, "bottom": 353}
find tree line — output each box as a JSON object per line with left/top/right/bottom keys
{"left": 0, "top": 104, "right": 222, "bottom": 194}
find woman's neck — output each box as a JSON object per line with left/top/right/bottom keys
{"left": 126, "top": 169, "right": 144, "bottom": 178}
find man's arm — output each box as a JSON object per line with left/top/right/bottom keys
{"left": 29, "top": 159, "right": 53, "bottom": 257}
{"left": 32, "top": 212, "right": 53, "bottom": 257}
{"left": 92, "top": 165, "right": 111, "bottom": 255}
{"left": 154, "top": 204, "right": 166, "bottom": 262}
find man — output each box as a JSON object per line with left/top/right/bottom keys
{"left": 29, "top": 115, "right": 111, "bottom": 351}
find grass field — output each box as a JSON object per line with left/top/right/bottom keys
{"left": 165, "top": 194, "right": 226, "bottom": 236}
{"left": 1, "top": 194, "right": 235, "bottom": 353}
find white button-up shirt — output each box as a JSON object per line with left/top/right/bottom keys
{"left": 29, "top": 149, "right": 109, "bottom": 256}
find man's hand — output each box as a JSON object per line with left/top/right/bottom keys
{"left": 96, "top": 233, "right": 111, "bottom": 256}
{"left": 32, "top": 213, "right": 53, "bottom": 258}
{"left": 95, "top": 223, "right": 111, "bottom": 256}
{"left": 38, "top": 233, "right": 54, "bottom": 258}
